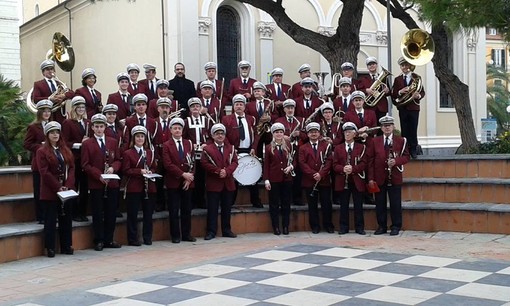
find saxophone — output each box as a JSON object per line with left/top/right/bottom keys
{"left": 103, "top": 152, "right": 109, "bottom": 199}
{"left": 256, "top": 98, "right": 274, "bottom": 135}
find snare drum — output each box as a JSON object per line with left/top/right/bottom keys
{"left": 233, "top": 153, "right": 262, "bottom": 185}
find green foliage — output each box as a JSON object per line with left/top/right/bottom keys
{"left": 0, "top": 74, "right": 35, "bottom": 165}
{"left": 486, "top": 64, "right": 510, "bottom": 135}
{"left": 468, "top": 131, "right": 510, "bottom": 154}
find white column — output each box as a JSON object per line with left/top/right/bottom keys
{"left": 257, "top": 21, "right": 276, "bottom": 83}
{"left": 198, "top": 17, "right": 212, "bottom": 81}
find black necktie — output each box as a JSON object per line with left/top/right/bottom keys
{"left": 195, "top": 118, "right": 200, "bottom": 125}
{"left": 258, "top": 101, "right": 264, "bottom": 117}
{"left": 243, "top": 79, "right": 247, "bottom": 87}
{"left": 109, "top": 125, "right": 117, "bottom": 137}
{"left": 277, "top": 85, "right": 282, "bottom": 99}
{"left": 122, "top": 94, "right": 127, "bottom": 103}
{"left": 305, "top": 99, "right": 310, "bottom": 109}
{"left": 372, "top": 74, "right": 377, "bottom": 81}
{"left": 238, "top": 116, "right": 245, "bottom": 141}
{"left": 312, "top": 143, "right": 317, "bottom": 156}
{"left": 288, "top": 117, "right": 292, "bottom": 124}
{"left": 133, "top": 83, "right": 137, "bottom": 90}
{"left": 358, "top": 113, "right": 364, "bottom": 125}
{"left": 218, "top": 145, "right": 223, "bottom": 155}
{"left": 150, "top": 81, "right": 154, "bottom": 94}
{"left": 55, "top": 148, "right": 64, "bottom": 169}
{"left": 138, "top": 149, "right": 143, "bottom": 156}
{"left": 49, "top": 80, "right": 56, "bottom": 93}
{"left": 79, "top": 121, "right": 85, "bottom": 134}
{"left": 99, "top": 138, "right": 106, "bottom": 154}
{"left": 384, "top": 137, "right": 390, "bottom": 149}
{"left": 277, "top": 145, "right": 283, "bottom": 156}
{"left": 139, "top": 117, "right": 145, "bottom": 126}
{"left": 205, "top": 99, "right": 210, "bottom": 108}
{"left": 91, "top": 89, "right": 99, "bottom": 103}
{"left": 162, "top": 120, "right": 167, "bottom": 131}
{"left": 348, "top": 146, "right": 352, "bottom": 158}
{"left": 343, "top": 98, "right": 348, "bottom": 111}
{"left": 177, "top": 140, "right": 184, "bottom": 160}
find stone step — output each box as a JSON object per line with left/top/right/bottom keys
{"left": 0, "top": 167, "right": 32, "bottom": 196}
{"left": 1, "top": 202, "right": 508, "bottom": 263}
{"left": 0, "top": 193, "right": 35, "bottom": 225}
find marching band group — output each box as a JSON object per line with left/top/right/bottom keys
{"left": 24, "top": 55, "right": 423, "bottom": 258}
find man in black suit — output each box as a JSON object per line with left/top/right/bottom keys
{"left": 168, "top": 63, "right": 196, "bottom": 118}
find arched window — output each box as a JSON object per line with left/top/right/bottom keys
{"left": 216, "top": 6, "right": 241, "bottom": 87}
{"left": 35, "top": 4, "right": 40, "bottom": 16}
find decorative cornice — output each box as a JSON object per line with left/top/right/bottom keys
{"left": 317, "top": 26, "right": 335, "bottom": 37}
{"left": 257, "top": 21, "right": 276, "bottom": 39}
{"left": 466, "top": 34, "right": 477, "bottom": 52}
{"left": 376, "top": 31, "right": 388, "bottom": 45}
{"left": 198, "top": 17, "right": 212, "bottom": 35}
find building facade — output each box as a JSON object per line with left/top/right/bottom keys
{"left": 20, "top": 0, "right": 487, "bottom": 152}
{"left": 0, "top": 0, "right": 21, "bottom": 84}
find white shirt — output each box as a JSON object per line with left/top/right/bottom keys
{"left": 384, "top": 134, "right": 393, "bottom": 147}
{"left": 187, "top": 116, "right": 204, "bottom": 146}
{"left": 95, "top": 135, "right": 105, "bottom": 149}
{"left": 345, "top": 142, "right": 354, "bottom": 152}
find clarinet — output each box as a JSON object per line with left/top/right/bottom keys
{"left": 310, "top": 142, "right": 331, "bottom": 197}
{"left": 287, "top": 146, "right": 296, "bottom": 177}
{"left": 345, "top": 146, "right": 352, "bottom": 190}
{"left": 387, "top": 143, "right": 393, "bottom": 187}
{"left": 103, "top": 150, "right": 109, "bottom": 199}
{"left": 143, "top": 150, "right": 149, "bottom": 200}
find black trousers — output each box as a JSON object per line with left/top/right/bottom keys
{"left": 206, "top": 189, "right": 234, "bottom": 236}
{"left": 399, "top": 109, "right": 419, "bottom": 154}
{"left": 268, "top": 181, "right": 291, "bottom": 229}
{"left": 89, "top": 188, "right": 118, "bottom": 244}
{"left": 191, "top": 160, "right": 206, "bottom": 209}
{"left": 166, "top": 188, "right": 192, "bottom": 240}
{"left": 32, "top": 171, "right": 44, "bottom": 222}
{"left": 126, "top": 192, "right": 154, "bottom": 243}
{"left": 43, "top": 199, "right": 72, "bottom": 251}
{"left": 305, "top": 186, "right": 333, "bottom": 231}
{"left": 375, "top": 184, "right": 402, "bottom": 230}
{"left": 292, "top": 167, "right": 304, "bottom": 205}
{"left": 72, "top": 161, "right": 89, "bottom": 218}
{"left": 339, "top": 183, "right": 365, "bottom": 231}
{"left": 155, "top": 167, "right": 166, "bottom": 211}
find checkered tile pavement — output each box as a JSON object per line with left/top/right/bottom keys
{"left": 15, "top": 244, "right": 510, "bottom": 305}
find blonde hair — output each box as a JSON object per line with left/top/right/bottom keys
{"left": 69, "top": 104, "right": 87, "bottom": 121}
{"left": 270, "top": 138, "right": 290, "bottom": 155}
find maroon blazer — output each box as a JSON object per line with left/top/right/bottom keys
{"left": 263, "top": 141, "right": 295, "bottom": 183}
{"left": 147, "top": 97, "right": 179, "bottom": 119}
{"left": 32, "top": 79, "right": 74, "bottom": 123}
{"left": 196, "top": 79, "right": 227, "bottom": 102}
{"left": 24, "top": 123, "right": 46, "bottom": 171}
{"left": 221, "top": 113, "right": 258, "bottom": 150}
{"left": 391, "top": 73, "right": 425, "bottom": 111}
{"left": 183, "top": 116, "right": 213, "bottom": 147}
{"left": 368, "top": 135, "right": 410, "bottom": 186}
{"left": 200, "top": 143, "right": 238, "bottom": 192}
{"left": 139, "top": 78, "right": 159, "bottom": 101}
{"left": 153, "top": 117, "right": 172, "bottom": 158}
{"left": 104, "top": 123, "right": 123, "bottom": 148}
{"left": 127, "top": 82, "right": 146, "bottom": 96}
{"left": 245, "top": 99, "right": 279, "bottom": 123}
{"left": 294, "top": 96, "right": 323, "bottom": 120}
{"left": 75, "top": 86, "right": 102, "bottom": 118}
{"left": 320, "top": 119, "right": 344, "bottom": 147}
{"left": 62, "top": 118, "right": 91, "bottom": 160}
{"left": 344, "top": 109, "right": 378, "bottom": 129}
{"left": 298, "top": 140, "right": 333, "bottom": 188}
{"left": 122, "top": 147, "right": 157, "bottom": 193}
{"left": 333, "top": 142, "right": 367, "bottom": 191}
{"left": 81, "top": 136, "right": 122, "bottom": 189}
{"left": 122, "top": 115, "right": 158, "bottom": 152}
{"left": 333, "top": 96, "right": 356, "bottom": 113}
{"left": 266, "top": 83, "right": 291, "bottom": 101}
{"left": 275, "top": 116, "right": 307, "bottom": 143}
{"left": 359, "top": 74, "right": 389, "bottom": 114}
{"left": 36, "top": 146, "right": 75, "bottom": 201}
{"left": 332, "top": 78, "right": 364, "bottom": 97}
{"left": 200, "top": 96, "right": 224, "bottom": 122}
{"left": 107, "top": 92, "right": 132, "bottom": 120}
{"left": 290, "top": 81, "right": 318, "bottom": 100}
{"left": 162, "top": 138, "right": 195, "bottom": 189}
{"left": 227, "top": 77, "right": 257, "bottom": 102}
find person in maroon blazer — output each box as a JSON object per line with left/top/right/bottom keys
{"left": 221, "top": 94, "right": 262, "bottom": 208}
{"left": 107, "top": 72, "right": 132, "bottom": 121}
{"left": 294, "top": 77, "right": 324, "bottom": 120}
{"left": 266, "top": 68, "right": 291, "bottom": 116}
{"left": 333, "top": 122, "right": 368, "bottom": 235}
{"left": 368, "top": 116, "right": 410, "bottom": 236}
{"left": 246, "top": 82, "right": 278, "bottom": 125}
{"left": 339, "top": 62, "right": 364, "bottom": 93}
{"left": 290, "top": 64, "right": 318, "bottom": 100}
{"left": 121, "top": 93, "right": 158, "bottom": 153}
{"left": 81, "top": 114, "right": 122, "bottom": 251}
{"left": 36, "top": 121, "right": 75, "bottom": 258}
{"left": 126, "top": 63, "right": 146, "bottom": 96}
{"left": 122, "top": 126, "right": 157, "bottom": 246}
{"left": 32, "top": 59, "right": 74, "bottom": 123}
{"left": 359, "top": 57, "right": 390, "bottom": 123}
{"left": 227, "top": 60, "right": 257, "bottom": 103}
{"left": 299, "top": 122, "right": 334, "bottom": 234}
{"left": 196, "top": 62, "right": 227, "bottom": 105}
{"left": 263, "top": 123, "right": 295, "bottom": 236}
{"left": 62, "top": 96, "right": 91, "bottom": 222}
{"left": 162, "top": 117, "right": 196, "bottom": 243}
{"left": 344, "top": 91, "right": 378, "bottom": 142}
{"left": 332, "top": 77, "right": 356, "bottom": 114}
{"left": 24, "top": 100, "right": 53, "bottom": 224}
{"left": 75, "top": 68, "right": 102, "bottom": 118}
{"left": 392, "top": 57, "right": 425, "bottom": 159}
{"left": 199, "top": 80, "right": 224, "bottom": 123}
{"left": 103, "top": 104, "right": 123, "bottom": 148}
{"left": 201, "top": 123, "right": 239, "bottom": 240}
{"left": 139, "top": 63, "right": 159, "bottom": 101}
{"left": 147, "top": 79, "right": 178, "bottom": 119}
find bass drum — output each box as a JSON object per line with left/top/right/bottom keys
{"left": 233, "top": 153, "right": 262, "bottom": 186}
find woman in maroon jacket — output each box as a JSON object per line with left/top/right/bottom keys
{"left": 62, "top": 96, "right": 91, "bottom": 222}
{"left": 36, "top": 121, "right": 75, "bottom": 258}
{"left": 74, "top": 68, "right": 102, "bottom": 118}
{"left": 264, "top": 123, "right": 295, "bottom": 236}
{"left": 122, "top": 126, "right": 157, "bottom": 246}
{"left": 24, "top": 99, "right": 53, "bottom": 224}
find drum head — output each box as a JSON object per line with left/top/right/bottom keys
{"left": 233, "top": 155, "right": 262, "bottom": 185}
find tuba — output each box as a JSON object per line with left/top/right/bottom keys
{"left": 365, "top": 67, "right": 392, "bottom": 107}
{"left": 313, "top": 72, "right": 329, "bottom": 98}
{"left": 26, "top": 32, "right": 75, "bottom": 113}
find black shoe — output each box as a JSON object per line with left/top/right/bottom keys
{"left": 282, "top": 227, "right": 289, "bottom": 235}
{"left": 338, "top": 229, "right": 348, "bottom": 235}
{"left": 72, "top": 217, "right": 81, "bottom": 222}
{"left": 144, "top": 240, "right": 152, "bottom": 245}
{"left": 47, "top": 248, "right": 55, "bottom": 258}
{"left": 252, "top": 202, "right": 264, "bottom": 208}
{"left": 293, "top": 202, "right": 305, "bottom": 206}
{"left": 94, "top": 242, "right": 104, "bottom": 251}
{"left": 204, "top": 232, "right": 215, "bottom": 240}
{"left": 390, "top": 229, "right": 400, "bottom": 236}
{"left": 104, "top": 242, "right": 121, "bottom": 248}
{"left": 222, "top": 231, "right": 237, "bottom": 238}
{"left": 326, "top": 227, "right": 335, "bottom": 234}
{"left": 374, "top": 228, "right": 387, "bottom": 235}
{"left": 364, "top": 195, "right": 375, "bottom": 205}
{"left": 128, "top": 241, "right": 142, "bottom": 246}
{"left": 37, "top": 220, "right": 44, "bottom": 225}
{"left": 116, "top": 211, "right": 123, "bottom": 218}
{"left": 61, "top": 247, "right": 74, "bottom": 255}
{"left": 273, "top": 227, "right": 281, "bottom": 235}
{"left": 172, "top": 238, "right": 181, "bottom": 244}
{"left": 182, "top": 236, "right": 197, "bottom": 242}
{"left": 311, "top": 228, "right": 320, "bottom": 234}
{"left": 356, "top": 229, "right": 366, "bottom": 235}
